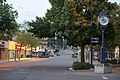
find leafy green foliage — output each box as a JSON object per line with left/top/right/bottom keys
{"left": 28, "top": 17, "right": 51, "bottom": 38}
{"left": 105, "top": 23, "right": 116, "bottom": 49}
{"left": 0, "top": 0, "right": 18, "bottom": 40}
{"left": 113, "top": 4, "right": 120, "bottom": 46}
{"left": 72, "top": 61, "right": 91, "bottom": 70}
{"left": 106, "top": 59, "right": 117, "bottom": 64}
{"left": 39, "top": 56, "right": 49, "bottom": 58}
{"left": 72, "top": 61, "right": 80, "bottom": 70}
{"left": 16, "top": 32, "right": 40, "bottom": 47}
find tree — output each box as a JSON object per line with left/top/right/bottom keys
{"left": 0, "top": 0, "right": 18, "bottom": 40}
{"left": 112, "top": 3, "right": 120, "bottom": 61}
{"left": 28, "top": 0, "right": 118, "bottom": 63}
{"left": 46, "top": 0, "right": 65, "bottom": 33}
{"left": 64, "top": 0, "right": 116, "bottom": 62}
{"left": 16, "top": 32, "right": 40, "bottom": 47}
{"left": 28, "top": 17, "right": 51, "bottom": 38}
{"left": 113, "top": 4, "right": 120, "bottom": 45}
{"left": 15, "top": 31, "right": 40, "bottom": 59}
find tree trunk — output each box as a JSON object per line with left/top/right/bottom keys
{"left": 35, "top": 47, "right": 37, "bottom": 57}
{"left": 31, "top": 46, "right": 32, "bottom": 58}
{"left": 119, "top": 46, "right": 120, "bottom": 62}
{"left": 19, "top": 44, "right": 22, "bottom": 60}
{"left": 81, "top": 44, "right": 85, "bottom": 62}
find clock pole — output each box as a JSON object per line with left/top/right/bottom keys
{"left": 101, "top": 30, "right": 106, "bottom": 63}
{"left": 98, "top": 10, "right": 109, "bottom": 63}
{"left": 94, "top": 10, "right": 112, "bottom": 74}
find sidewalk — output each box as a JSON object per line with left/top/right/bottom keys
{"left": 0, "top": 58, "right": 32, "bottom": 64}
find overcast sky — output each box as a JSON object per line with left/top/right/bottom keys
{"left": 7, "top": 0, "right": 120, "bottom": 24}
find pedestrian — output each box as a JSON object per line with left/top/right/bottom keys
{"left": 42, "top": 48, "right": 46, "bottom": 56}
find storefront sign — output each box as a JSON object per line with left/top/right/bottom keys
{"left": 8, "top": 41, "right": 16, "bottom": 50}
{"left": 26, "top": 46, "right": 31, "bottom": 50}
{"left": 16, "top": 43, "right": 26, "bottom": 50}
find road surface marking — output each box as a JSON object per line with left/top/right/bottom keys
{"left": 101, "top": 76, "right": 108, "bottom": 79}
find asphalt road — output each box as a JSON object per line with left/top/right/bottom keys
{"left": 0, "top": 49, "right": 120, "bottom": 80}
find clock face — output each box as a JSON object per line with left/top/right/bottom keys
{"left": 99, "top": 16, "right": 109, "bottom": 26}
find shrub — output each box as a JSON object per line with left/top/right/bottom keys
{"left": 72, "top": 54, "right": 77, "bottom": 58}
{"left": 72, "top": 61, "right": 80, "bottom": 70}
{"left": 83, "top": 63, "right": 91, "bottom": 69}
{"left": 110, "top": 59, "right": 117, "bottom": 64}
{"left": 39, "top": 56, "right": 49, "bottom": 58}
{"left": 72, "top": 62, "right": 91, "bottom": 70}
{"left": 106, "top": 59, "right": 117, "bottom": 64}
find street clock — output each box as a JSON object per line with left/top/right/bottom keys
{"left": 99, "top": 16, "right": 109, "bottom": 26}
{"left": 98, "top": 10, "right": 109, "bottom": 28}
{"left": 98, "top": 10, "right": 109, "bottom": 63}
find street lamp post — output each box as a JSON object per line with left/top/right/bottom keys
{"left": 90, "top": 0, "right": 93, "bottom": 65}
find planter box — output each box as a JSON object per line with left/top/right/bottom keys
{"left": 94, "top": 63, "right": 112, "bottom": 74}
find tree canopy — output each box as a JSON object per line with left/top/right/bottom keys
{"left": 113, "top": 4, "right": 120, "bottom": 46}
{"left": 28, "top": 0, "right": 120, "bottom": 62}
{"left": 28, "top": 17, "right": 51, "bottom": 38}
{"left": 0, "top": 0, "right": 18, "bottom": 40}
{"left": 16, "top": 31, "right": 40, "bottom": 47}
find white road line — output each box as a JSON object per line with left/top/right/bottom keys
{"left": 101, "top": 76, "right": 108, "bottom": 80}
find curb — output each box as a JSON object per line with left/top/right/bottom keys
{"left": 112, "top": 64, "right": 120, "bottom": 67}
{"left": 0, "top": 58, "right": 32, "bottom": 64}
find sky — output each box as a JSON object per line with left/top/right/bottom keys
{"left": 7, "top": 0, "right": 120, "bottom": 24}
{"left": 7, "top": 0, "right": 51, "bottom": 23}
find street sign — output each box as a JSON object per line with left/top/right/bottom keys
{"left": 92, "top": 38, "right": 99, "bottom": 40}
{"left": 92, "top": 37, "right": 99, "bottom": 43}
{"left": 92, "top": 41, "right": 99, "bottom": 43}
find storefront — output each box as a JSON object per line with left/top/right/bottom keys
{"left": 16, "top": 43, "right": 26, "bottom": 58}
{"left": 8, "top": 41, "right": 16, "bottom": 59}
{"left": 26, "top": 46, "right": 31, "bottom": 57}
{"left": 115, "top": 46, "right": 120, "bottom": 60}
{"left": 0, "top": 40, "right": 8, "bottom": 60}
